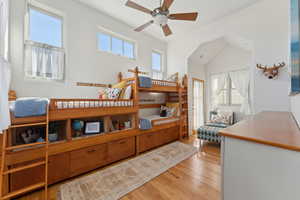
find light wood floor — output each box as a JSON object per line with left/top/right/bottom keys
{"left": 18, "top": 136, "right": 221, "bottom": 200}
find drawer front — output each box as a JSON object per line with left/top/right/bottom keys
{"left": 48, "top": 153, "right": 70, "bottom": 185}
{"left": 108, "top": 137, "right": 135, "bottom": 163}
{"left": 70, "top": 144, "right": 108, "bottom": 176}
{"left": 139, "top": 132, "right": 160, "bottom": 153}
{"left": 163, "top": 127, "right": 179, "bottom": 144}
{"left": 10, "top": 160, "right": 44, "bottom": 192}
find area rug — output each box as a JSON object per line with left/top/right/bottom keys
{"left": 58, "top": 141, "right": 197, "bottom": 200}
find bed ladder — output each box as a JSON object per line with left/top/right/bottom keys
{"left": 0, "top": 107, "right": 49, "bottom": 200}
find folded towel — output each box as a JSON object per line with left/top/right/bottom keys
{"left": 139, "top": 118, "right": 152, "bottom": 130}
{"left": 138, "top": 76, "right": 152, "bottom": 88}
{"left": 13, "top": 97, "right": 49, "bottom": 118}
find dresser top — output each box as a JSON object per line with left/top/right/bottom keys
{"left": 220, "top": 112, "right": 300, "bottom": 151}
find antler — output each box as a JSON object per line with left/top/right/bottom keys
{"left": 273, "top": 62, "right": 286, "bottom": 69}
{"left": 257, "top": 64, "right": 267, "bottom": 70}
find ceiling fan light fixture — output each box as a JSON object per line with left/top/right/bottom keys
{"left": 154, "top": 14, "right": 168, "bottom": 26}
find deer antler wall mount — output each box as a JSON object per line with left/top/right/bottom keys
{"left": 256, "top": 62, "right": 286, "bottom": 79}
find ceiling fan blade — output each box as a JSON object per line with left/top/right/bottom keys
{"left": 169, "top": 12, "right": 198, "bottom": 21}
{"left": 134, "top": 20, "right": 154, "bottom": 32}
{"left": 162, "top": 0, "right": 174, "bottom": 11}
{"left": 162, "top": 24, "right": 172, "bottom": 36}
{"left": 125, "top": 0, "right": 153, "bottom": 15}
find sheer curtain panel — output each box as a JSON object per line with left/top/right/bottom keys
{"left": 0, "top": 0, "right": 11, "bottom": 133}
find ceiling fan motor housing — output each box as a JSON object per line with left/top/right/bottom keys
{"left": 152, "top": 8, "right": 169, "bottom": 26}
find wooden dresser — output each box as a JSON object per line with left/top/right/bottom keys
{"left": 220, "top": 111, "right": 300, "bottom": 200}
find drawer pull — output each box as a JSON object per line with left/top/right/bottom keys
{"left": 119, "top": 141, "right": 127, "bottom": 145}
{"left": 87, "top": 149, "right": 96, "bottom": 153}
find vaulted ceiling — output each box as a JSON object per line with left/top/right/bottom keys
{"left": 75, "top": 0, "right": 260, "bottom": 42}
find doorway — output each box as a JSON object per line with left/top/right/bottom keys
{"left": 192, "top": 78, "right": 205, "bottom": 134}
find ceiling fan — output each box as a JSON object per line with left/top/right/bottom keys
{"left": 125, "top": 0, "right": 198, "bottom": 37}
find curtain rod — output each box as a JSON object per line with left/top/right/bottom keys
{"left": 210, "top": 67, "right": 249, "bottom": 76}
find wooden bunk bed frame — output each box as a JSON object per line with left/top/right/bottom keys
{"left": 0, "top": 69, "right": 189, "bottom": 198}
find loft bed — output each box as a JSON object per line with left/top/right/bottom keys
{"left": 118, "top": 67, "right": 180, "bottom": 93}
{"left": 116, "top": 67, "right": 183, "bottom": 131}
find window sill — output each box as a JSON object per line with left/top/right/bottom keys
{"left": 96, "top": 49, "right": 136, "bottom": 61}
{"left": 24, "top": 76, "right": 66, "bottom": 85}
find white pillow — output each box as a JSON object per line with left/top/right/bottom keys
{"left": 123, "top": 85, "right": 132, "bottom": 100}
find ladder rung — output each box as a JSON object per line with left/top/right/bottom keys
{"left": 6, "top": 142, "right": 47, "bottom": 151}
{"left": 10, "top": 122, "right": 47, "bottom": 129}
{"left": 3, "top": 161, "right": 46, "bottom": 175}
{"left": 1, "top": 182, "right": 46, "bottom": 199}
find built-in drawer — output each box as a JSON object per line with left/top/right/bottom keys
{"left": 139, "top": 126, "right": 180, "bottom": 153}
{"left": 108, "top": 137, "right": 135, "bottom": 163}
{"left": 70, "top": 143, "right": 108, "bottom": 176}
{"left": 48, "top": 153, "right": 70, "bottom": 185}
{"left": 139, "top": 131, "right": 161, "bottom": 153}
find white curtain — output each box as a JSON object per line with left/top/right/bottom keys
{"left": 24, "top": 42, "right": 65, "bottom": 80}
{"left": 212, "top": 73, "right": 227, "bottom": 109}
{"left": 229, "top": 70, "right": 251, "bottom": 115}
{"left": 0, "top": 0, "right": 11, "bottom": 133}
{"left": 193, "top": 80, "right": 204, "bottom": 130}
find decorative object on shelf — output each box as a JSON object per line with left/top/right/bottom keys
{"left": 124, "top": 121, "right": 131, "bottom": 129}
{"left": 84, "top": 121, "right": 104, "bottom": 135}
{"left": 72, "top": 120, "right": 84, "bottom": 137}
{"left": 20, "top": 128, "right": 41, "bottom": 144}
{"left": 291, "top": 0, "right": 300, "bottom": 94}
{"left": 256, "top": 62, "right": 286, "bottom": 79}
{"left": 49, "top": 122, "right": 60, "bottom": 142}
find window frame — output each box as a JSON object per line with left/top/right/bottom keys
{"left": 97, "top": 27, "right": 136, "bottom": 60}
{"left": 211, "top": 74, "right": 242, "bottom": 106}
{"left": 25, "top": 1, "right": 65, "bottom": 49}
{"left": 24, "top": 0, "right": 66, "bottom": 82}
{"left": 151, "top": 50, "right": 164, "bottom": 79}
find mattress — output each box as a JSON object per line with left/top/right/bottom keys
{"left": 142, "top": 115, "right": 179, "bottom": 126}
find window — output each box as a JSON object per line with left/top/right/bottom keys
{"left": 151, "top": 51, "right": 163, "bottom": 79}
{"left": 97, "top": 32, "right": 135, "bottom": 59}
{"left": 24, "top": 4, "right": 65, "bottom": 81}
{"left": 29, "top": 7, "right": 62, "bottom": 47}
{"left": 211, "top": 75, "right": 243, "bottom": 106}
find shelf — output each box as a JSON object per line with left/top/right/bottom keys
{"left": 50, "top": 107, "right": 138, "bottom": 121}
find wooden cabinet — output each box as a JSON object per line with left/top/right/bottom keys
{"left": 10, "top": 152, "right": 70, "bottom": 191}
{"left": 10, "top": 160, "right": 44, "bottom": 192}
{"left": 48, "top": 153, "right": 70, "bottom": 185}
{"left": 108, "top": 137, "right": 135, "bottom": 163}
{"left": 139, "top": 126, "right": 179, "bottom": 153}
{"left": 70, "top": 144, "right": 108, "bottom": 177}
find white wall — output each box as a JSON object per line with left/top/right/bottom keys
{"left": 168, "top": 0, "right": 290, "bottom": 114}
{"left": 291, "top": 95, "right": 300, "bottom": 126}
{"left": 10, "top": 0, "right": 167, "bottom": 98}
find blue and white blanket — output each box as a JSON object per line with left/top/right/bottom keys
{"left": 10, "top": 97, "right": 49, "bottom": 118}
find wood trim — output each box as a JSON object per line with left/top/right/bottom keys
{"left": 220, "top": 112, "right": 300, "bottom": 152}
{"left": 76, "top": 82, "right": 111, "bottom": 88}
{"left": 139, "top": 104, "right": 162, "bottom": 109}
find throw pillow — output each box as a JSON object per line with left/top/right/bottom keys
{"left": 166, "top": 102, "right": 180, "bottom": 117}
{"left": 123, "top": 85, "right": 132, "bottom": 99}
{"left": 104, "top": 88, "right": 121, "bottom": 99}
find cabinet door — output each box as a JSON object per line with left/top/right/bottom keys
{"left": 48, "top": 153, "right": 70, "bottom": 185}
{"left": 70, "top": 144, "right": 108, "bottom": 177}
{"left": 108, "top": 137, "right": 135, "bottom": 163}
